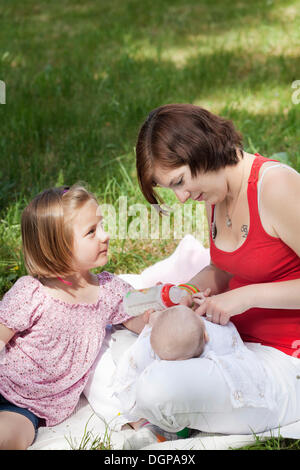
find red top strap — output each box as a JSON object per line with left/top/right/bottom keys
{"left": 248, "top": 153, "right": 279, "bottom": 184}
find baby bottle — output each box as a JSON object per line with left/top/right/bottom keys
{"left": 123, "top": 284, "right": 188, "bottom": 317}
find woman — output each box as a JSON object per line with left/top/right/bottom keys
{"left": 133, "top": 103, "right": 300, "bottom": 435}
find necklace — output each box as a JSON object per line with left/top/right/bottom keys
{"left": 225, "top": 160, "right": 245, "bottom": 228}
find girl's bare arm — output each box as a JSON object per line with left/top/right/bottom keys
{"left": 0, "top": 323, "right": 15, "bottom": 348}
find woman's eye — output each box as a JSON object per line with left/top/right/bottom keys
{"left": 175, "top": 178, "right": 183, "bottom": 186}
{"left": 88, "top": 228, "right": 96, "bottom": 235}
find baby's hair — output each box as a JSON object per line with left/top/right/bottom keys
{"left": 150, "top": 306, "right": 206, "bottom": 360}
{"left": 21, "top": 182, "right": 98, "bottom": 280}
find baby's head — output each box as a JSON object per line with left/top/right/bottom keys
{"left": 149, "top": 305, "right": 208, "bottom": 361}
{"left": 21, "top": 183, "right": 109, "bottom": 280}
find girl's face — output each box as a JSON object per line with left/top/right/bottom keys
{"left": 72, "top": 199, "right": 110, "bottom": 272}
{"left": 152, "top": 164, "right": 228, "bottom": 205}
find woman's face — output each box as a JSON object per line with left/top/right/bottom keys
{"left": 152, "top": 164, "right": 228, "bottom": 205}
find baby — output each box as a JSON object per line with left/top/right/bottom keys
{"left": 113, "top": 304, "right": 276, "bottom": 421}
{"left": 147, "top": 304, "right": 248, "bottom": 360}
{"left": 149, "top": 306, "right": 209, "bottom": 361}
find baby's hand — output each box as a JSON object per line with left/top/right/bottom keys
{"left": 192, "top": 288, "right": 211, "bottom": 308}
{"left": 179, "top": 292, "right": 193, "bottom": 307}
{"left": 143, "top": 308, "right": 163, "bottom": 326}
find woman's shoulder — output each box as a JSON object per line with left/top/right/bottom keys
{"left": 260, "top": 160, "right": 299, "bottom": 183}
{"left": 260, "top": 163, "right": 300, "bottom": 208}
{"left": 260, "top": 163, "right": 300, "bottom": 250}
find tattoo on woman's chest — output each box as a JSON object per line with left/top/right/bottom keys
{"left": 241, "top": 224, "right": 248, "bottom": 238}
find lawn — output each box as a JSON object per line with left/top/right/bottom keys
{"left": 0, "top": 0, "right": 299, "bottom": 449}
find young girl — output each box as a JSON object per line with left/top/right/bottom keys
{"left": 0, "top": 183, "right": 145, "bottom": 449}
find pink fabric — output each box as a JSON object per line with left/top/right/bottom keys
{"left": 0, "top": 272, "right": 132, "bottom": 426}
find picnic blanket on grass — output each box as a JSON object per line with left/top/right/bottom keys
{"left": 29, "top": 235, "right": 300, "bottom": 450}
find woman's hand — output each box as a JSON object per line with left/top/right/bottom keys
{"left": 193, "top": 289, "right": 250, "bottom": 325}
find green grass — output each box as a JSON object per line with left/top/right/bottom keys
{"left": 0, "top": 0, "right": 299, "bottom": 297}
{"left": 236, "top": 435, "right": 300, "bottom": 450}
{"left": 0, "top": 0, "right": 300, "bottom": 450}
{"left": 64, "top": 416, "right": 300, "bottom": 450}
{"left": 65, "top": 415, "right": 113, "bottom": 450}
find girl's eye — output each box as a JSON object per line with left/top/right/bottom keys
{"left": 88, "top": 221, "right": 104, "bottom": 236}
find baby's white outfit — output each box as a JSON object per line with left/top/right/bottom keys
{"left": 112, "top": 319, "right": 277, "bottom": 423}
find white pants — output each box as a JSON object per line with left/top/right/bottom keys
{"left": 131, "top": 343, "right": 300, "bottom": 435}
{"left": 85, "top": 327, "right": 300, "bottom": 435}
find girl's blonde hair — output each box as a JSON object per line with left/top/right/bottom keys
{"left": 21, "top": 183, "right": 98, "bottom": 279}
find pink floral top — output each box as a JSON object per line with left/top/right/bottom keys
{"left": 0, "top": 272, "right": 132, "bottom": 426}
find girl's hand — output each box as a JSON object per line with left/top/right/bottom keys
{"left": 193, "top": 289, "right": 250, "bottom": 325}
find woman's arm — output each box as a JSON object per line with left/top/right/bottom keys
{"left": 189, "top": 262, "right": 233, "bottom": 296}
{"left": 245, "top": 279, "right": 300, "bottom": 310}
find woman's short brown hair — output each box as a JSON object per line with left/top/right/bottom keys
{"left": 136, "top": 103, "right": 243, "bottom": 206}
{"left": 21, "top": 183, "right": 98, "bottom": 279}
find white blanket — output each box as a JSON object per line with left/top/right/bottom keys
{"left": 112, "top": 320, "right": 277, "bottom": 423}
{"left": 29, "top": 235, "right": 300, "bottom": 450}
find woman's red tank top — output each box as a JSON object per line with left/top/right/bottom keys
{"left": 210, "top": 153, "right": 300, "bottom": 356}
